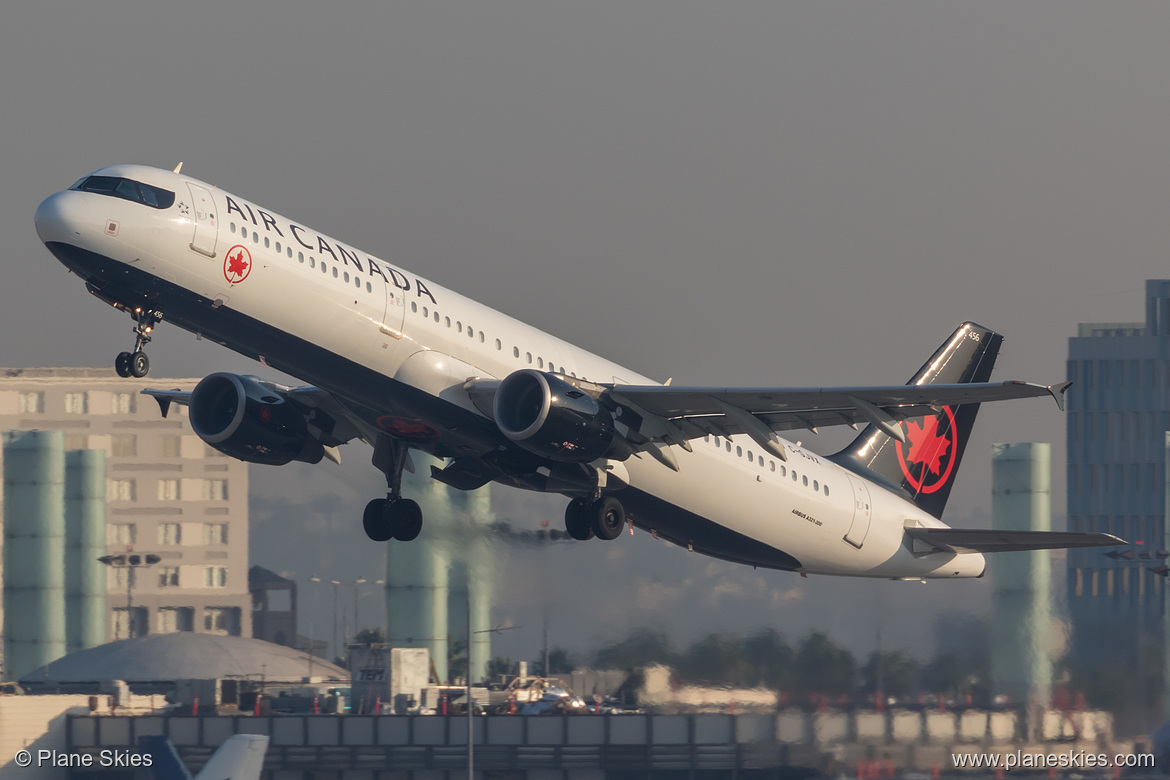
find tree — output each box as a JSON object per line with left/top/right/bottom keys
{"left": 352, "top": 627, "right": 386, "bottom": 646}
{"left": 743, "top": 629, "right": 795, "bottom": 690}
{"left": 860, "top": 650, "right": 919, "bottom": 696}
{"left": 531, "top": 646, "right": 576, "bottom": 676}
{"left": 487, "top": 655, "right": 513, "bottom": 679}
{"left": 794, "top": 631, "right": 856, "bottom": 696}
{"left": 594, "top": 628, "right": 677, "bottom": 671}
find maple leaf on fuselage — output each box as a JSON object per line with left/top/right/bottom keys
{"left": 904, "top": 416, "right": 951, "bottom": 476}
{"left": 227, "top": 250, "right": 249, "bottom": 278}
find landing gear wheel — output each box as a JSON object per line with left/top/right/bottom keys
{"left": 363, "top": 498, "right": 394, "bottom": 542}
{"left": 564, "top": 498, "right": 595, "bottom": 540}
{"left": 390, "top": 498, "right": 423, "bottom": 541}
{"left": 129, "top": 352, "right": 150, "bottom": 378}
{"left": 591, "top": 497, "right": 625, "bottom": 541}
{"left": 115, "top": 352, "right": 132, "bottom": 378}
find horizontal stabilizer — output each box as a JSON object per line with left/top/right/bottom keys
{"left": 905, "top": 527, "right": 1126, "bottom": 554}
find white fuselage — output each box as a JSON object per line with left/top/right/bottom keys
{"left": 35, "top": 164, "right": 984, "bottom": 579}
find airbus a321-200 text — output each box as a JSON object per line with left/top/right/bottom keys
{"left": 34, "top": 164, "right": 1122, "bottom": 579}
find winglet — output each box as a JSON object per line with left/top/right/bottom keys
{"left": 1048, "top": 381, "right": 1072, "bottom": 412}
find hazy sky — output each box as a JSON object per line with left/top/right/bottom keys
{"left": 3, "top": 2, "right": 1168, "bottom": 662}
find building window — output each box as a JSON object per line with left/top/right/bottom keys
{"left": 203, "top": 479, "right": 229, "bottom": 501}
{"left": 204, "top": 523, "right": 229, "bottom": 545}
{"left": 64, "top": 392, "right": 88, "bottom": 414}
{"left": 111, "top": 434, "right": 137, "bottom": 457}
{"left": 109, "top": 566, "right": 137, "bottom": 589}
{"left": 110, "top": 392, "right": 134, "bottom": 414}
{"left": 109, "top": 523, "right": 137, "bottom": 545}
{"left": 108, "top": 479, "right": 136, "bottom": 502}
{"left": 205, "top": 566, "right": 228, "bottom": 588}
{"left": 18, "top": 392, "right": 43, "bottom": 414}
{"left": 158, "top": 523, "right": 182, "bottom": 545}
{"left": 157, "top": 607, "right": 193, "bottom": 633}
{"left": 159, "top": 435, "right": 181, "bottom": 458}
{"left": 158, "top": 479, "right": 180, "bottom": 501}
{"left": 158, "top": 567, "right": 180, "bottom": 587}
{"left": 113, "top": 607, "right": 147, "bottom": 639}
{"left": 203, "top": 606, "right": 241, "bottom": 635}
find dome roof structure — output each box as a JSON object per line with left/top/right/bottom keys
{"left": 20, "top": 633, "right": 348, "bottom": 684}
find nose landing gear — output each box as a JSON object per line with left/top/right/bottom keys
{"left": 114, "top": 308, "right": 161, "bottom": 378}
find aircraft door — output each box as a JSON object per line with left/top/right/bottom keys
{"left": 373, "top": 279, "right": 408, "bottom": 360}
{"left": 843, "top": 474, "right": 872, "bottom": 548}
{"left": 186, "top": 183, "right": 219, "bottom": 258}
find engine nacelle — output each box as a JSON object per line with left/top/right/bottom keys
{"left": 493, "top": 369, "right": 614, "bottom": 462}
{"left": 189, "top": 373, "right": 324, "bottom": 466}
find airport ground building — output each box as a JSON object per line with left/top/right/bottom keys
{"left": 1066, "top": 281, "right": 1170, "bottom": 671}
{"left": 0, "top": 367, "right": 251, "bottom": 644}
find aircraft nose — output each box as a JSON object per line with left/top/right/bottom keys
{"left": 35, "top": 190, "right": 90, "bottom": 245}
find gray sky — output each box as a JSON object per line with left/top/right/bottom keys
{"left": 3, "top": 1, "right": 1166, "bottom": 662}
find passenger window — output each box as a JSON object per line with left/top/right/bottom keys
{"left": 747, "top": 451, "right": 753, "bottom": 463}
{"left": 538, "top": 357, "right": 544, "bottom": 368}
{"left": 411, "top": 302, "right": 417, "bottom": 313}
{"left": 309, "top": 258, "right": 315, "bottom": 268}
{"left": 434, "top": 312, "right": 439, "bottom": 322}
{"left": 298, "top": 252, "right": 304, "bottom": 263}
{"left": 770, "top": 461, "right": 776, "bottom": 472}
{"left": 332, "top": 268, "right": 339, "bottom": 278}
{"left": 704, "top": 435, "right": 710, "bottom": 442}
{"left": 355, "top": 277, "right": 361, "bottom": 288}
{"left": 321, "top": 263, "right": 327, "bottom": 273}
{"left": 792, "top": 471, "right": 798, "bottom": 481}
{"left": 253, "top": 232, "right": 259, "bottom": 243}
{"left": 497, "top": 339, "right": 503, "bottom": 350}
{"left": 423, "top": 307, "right": 429, "bottom": 317}
{"left": 230, "top": 223, "right": 236, "bottom": 233}
{"left": 366, "top": 282, "right": 372, "bottom": 292}
{"left": 276, "top": 241, "right": 281, "bottom": 252}
{"left": 264, "top": 237, "right": 270, "bottom": 248}
{"left": 344, "top": 271, "right": 350, "bottom": 282}
{"left": 781, "top": 465, "right": 786, "bottom": 476}
{"left": 813, "top": 480, "right": 819, "bottom": 491}
{"left": 526, "top": 352, "right": 533, "bottom": 364}
{"left": 457, "top": 321, "right": 463, "bottom": 332}
{"left": 480, "top": 333, "right": 485, "bottom": 343}
{"left": 824, "top": 485, "right": 830, "bottom": 496}
{"left": 713, "top": 437, "right": 720, "bottom": 447}
{"left": 513, "top": 347, "right": 520, "bottom": 358}
{"left": 725, "top": 441, "right": 731, "bottom": 452}
{"left": 736, "top": 446, "right": 742, "bottom": 457}
{"left": 288, "top": 247, "right": 293, "bottom": 258}
{"left": 802, "top": 476, "right": 809, "bottom": 486}
{"left": 445, "top": 317, "right": 451, "bottom": 327}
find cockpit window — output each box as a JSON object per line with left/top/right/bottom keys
{"left": 71, "top": 175, "right": 175, "bottom": 210}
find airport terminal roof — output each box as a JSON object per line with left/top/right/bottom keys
{"left": 20, "top": 632, "right": 348, "bottom": 684}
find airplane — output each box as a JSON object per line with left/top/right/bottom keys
{"left": 139, "top": 733, "right": 268, "bottom": 780}
{"left": 34, "top": 165, "right": 1123, "bottom": 579}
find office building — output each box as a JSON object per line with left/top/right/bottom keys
{"left": 0, "top": 368, "right": 250, "bottom": 641}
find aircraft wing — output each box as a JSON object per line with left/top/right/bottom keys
{"left": 904, "top": 527, "right": 1126, "bottom": 554}
{"left": 602, "top": 380, "right": 1069, "bottom": 462}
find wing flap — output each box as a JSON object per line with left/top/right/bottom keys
{"left": 905, "top": 527, "right": 1126, "bottom": 554}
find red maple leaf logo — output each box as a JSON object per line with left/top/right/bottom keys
{"left": 904, "top": 416, "right": 951, "bottom": 476}
{"left": 227, "top": 250, "right": 249, "bottom": 279}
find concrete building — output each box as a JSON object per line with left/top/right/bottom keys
{"left": 249, "top": 565, "right": 297, "bottom": 647}
{"left": 990, "top": 443, "right": 1055, "bottom": 719}
{"left": 0, "top": 368, "right": 250, "bottom": 643}
{"left": 385, "top": 453, "right": 494, "bottom": 684}
{"left": 1066, "top": 284, "right": 1170, "bottom": 676}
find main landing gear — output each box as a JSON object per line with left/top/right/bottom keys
{"left": 364, "top": 435, "right": 423, "bottom": 542}
{"left": 564, "top": 496, "right": 626, "bottom": 541}
{"left": 114, "top": 308, "right": 161, "bottom": 378}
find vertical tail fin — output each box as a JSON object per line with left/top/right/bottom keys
{"left": 829, "top": 322, "right": 1002, "bottom": 519}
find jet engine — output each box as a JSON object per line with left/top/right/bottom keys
{"left": 493, "top": 369, "right": 614, "bottom": 462}
{"left": 188, "top": 373, "right": 324, "bottom": 465}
